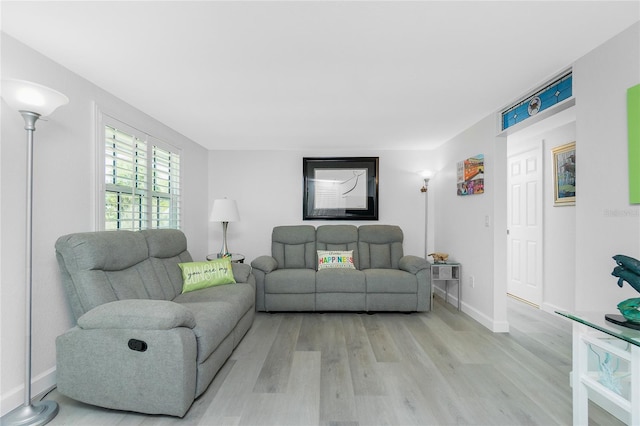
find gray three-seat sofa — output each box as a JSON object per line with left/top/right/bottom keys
{"left": 251, "top": 224, "right": 431, "bottom": 312}
{"left": 54, "top": 229, "right": 255, "bottom": 417}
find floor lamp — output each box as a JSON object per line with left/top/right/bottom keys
{"left": 1, "top": 79, "right": 68, "bottom": 426}
{"left": 419, "top": 170, "right": 433, "bottom": 258}
{"left": 210, "top": 198, "right": 240, "bottom": 257}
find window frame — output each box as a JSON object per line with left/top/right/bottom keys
{"left": 97, "top": 110, "right": 182, "bottom": 231}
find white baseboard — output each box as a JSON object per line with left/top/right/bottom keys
{"left": 1, "top": 367, "right": 56, "bottom": 417}
{"left": 433, "top": 287, "right": 510, "bottom": 333}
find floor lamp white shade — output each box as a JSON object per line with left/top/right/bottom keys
{"left": 210, "top": 198, "right": 240, "bottom": 256}
{"left": 1, "top": 79, "right": 68, "bottom": 426}
{"left": 3, "top": 79, "right": 69, "bottom": 116}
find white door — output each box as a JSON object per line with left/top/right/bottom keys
{"left": 507, "top": 145, "right": 543, "bottom": 306}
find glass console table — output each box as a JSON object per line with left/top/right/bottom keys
{"left": 556, "top": 311, "right": 640, "bottom": 425}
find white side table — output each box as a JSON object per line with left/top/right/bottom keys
{"left": 430, "top": 262, "right": 461, "bottom": 310}
{"left": 557, "top": 311, "right": 640, "bottom": 425}
{"left": 206, "top": 253, "right": 245, "bottom": 263}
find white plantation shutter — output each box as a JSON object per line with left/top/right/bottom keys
{"left": 150, "top": 145, "right": 181, "bottom": 229}
{"left": 102, "top": 117, "right": 181, "bottom": 230}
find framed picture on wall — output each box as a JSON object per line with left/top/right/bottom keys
{"left": 552, "top": 142, "right": 576, "bottom": 206}
{"left": 303, "top": 157, "right": 379, "bottom": 220}
{"left": 456, "top": 154, "right": 484, "bottom": 196}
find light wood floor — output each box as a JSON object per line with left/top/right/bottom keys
{"left": 41, "top": 296, "right": 624, "bottom": 426}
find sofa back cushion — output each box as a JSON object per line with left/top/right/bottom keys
{"left": 316, "top": 225, "right": 359, "bottom": 269}
{"left": 271, "top": 225, "right": 316, "bottom": 269}
{"left": 358, "top": 225, "right": 404, "bottom": 270}
{"left": 55, "top": 230, "right": 192, "bottom": 321}
{"left": 142, "top": 229, "right": 193, "bottom": 296}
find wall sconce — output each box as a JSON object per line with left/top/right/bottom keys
{"left": 419, "top": 170, "right": 433, "bottom": 192}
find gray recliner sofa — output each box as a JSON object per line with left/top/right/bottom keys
{"left": 54, "top": 229, "right": 255, "bottom": 417}
{"left": 251, "top": 224, "right": 430, "bottom": 312}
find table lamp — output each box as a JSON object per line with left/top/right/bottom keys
{"left": 210, "top": 198, "right": 240, "bottom": 257}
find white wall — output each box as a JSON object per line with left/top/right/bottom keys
{"left": 543, "top": 121, "right": 577, "bottom": 312}
{"left": 430, "top": 116, "right": 508, "bottom": 331}
{"left": 574, "top": 23, "right": 640, "bottom": 311}
{"left": 0, "top": 34, "right": 209, "bottom": 415}
{"left": 208, "top": 150, "right": 436, "bottom": 263}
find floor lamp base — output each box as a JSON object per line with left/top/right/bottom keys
{"left": 1, "top": 400, "right": 59, "bottom": 426}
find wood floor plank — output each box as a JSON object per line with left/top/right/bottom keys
{"left": 295, "top": 313, "right": 325, "bottom": 351}
{"left": 359, "top": 314, "right": 401, "bottom": 363}
{"left": 317, "top": 314, "right": 358, "bottom": 426}
{"left": 285, "top": 350, "right": 321, "bottom": 425}
{"left": 231, "top": 311, "right": 283, "bottom": 361}
{"left": 199, "top": 357, "right": 268, "bottom": 423}
{"left": 253, "top": 314, "right": 302, "bottom": 393}
{"left": 235, "top": 350, "right": 321, "bottom": 426}
{"left": 381, "top": 313, "right": 477, "bottom": 425}
{"left": 353, "top": 395, "right": 403, "bottom": 426}
{"left": 341, "top": 315, "right": 387, "bottom": 397}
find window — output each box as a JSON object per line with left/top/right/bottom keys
{"left": 102, "top": 117, "right": 181, "bottom": 231}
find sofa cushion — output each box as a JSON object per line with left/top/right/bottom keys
{"left": 176, "top": 277, "right": 256, "bottom": 362}
{"left": 271, "top": 225, "right": 316, "bottom": 269}
{"left": 142, "top": 229, "right": 188, "bottom": 258}
{"left": 316, "top": 225, "right": 359, "bottom": 269}
{"left": 358, "top": 225, "right": 404, "bottom": 270}
{"left": 103, "top": 260, "right": 164, "bottom": 300}
{"left": 174, "top": 283, "right": 255, "bottom": 317}
{"left": 265, "top": 269, "right": 315, "bottom": 293}
{"left": 179, "top": 301, "right": 237, "bottom": 363}
{"left": 57, "top": 231, "right": 149, "bottom": 271}
{"left": 179, "top": 259, "right": 235, "bottom": 293}
{"left": 317, "top": 250, "right": 356, "bottom": 270}
{"left": 364, "top": 269, "right": 417, "bottom": 293}
{"left": 316, "top": 269, "right": 365, "bottom": 293}
{"left": 147, "top": 256, "right": 192, "bottom": 299}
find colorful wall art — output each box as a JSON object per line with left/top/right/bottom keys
{"left": 457, "top": 154, "right": 484, "bottom": 196}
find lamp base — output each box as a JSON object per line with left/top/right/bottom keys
{"left": 1, "top": 401, "right": 59, "bottom": 426}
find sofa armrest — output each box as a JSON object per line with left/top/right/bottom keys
{"left": 232, "top": 262, "right": 253, "bottom": 283}
{"left": 251, "top": 255, "right": 278, "bottom": 273}
{"left": 399, "top": 255, "right": 430, "bottom": 274}
{"left": 77, "top": 299, "right": 196, "bottom": 330}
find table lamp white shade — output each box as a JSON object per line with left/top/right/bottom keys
{"left": 2, "top": 79, "right": 69, "bottom": 116}
{"left": 210, "top": 199, "right": 239, "bottom": 256}
{"left": 210, "top": 198, "right": 240, "bottom": 222}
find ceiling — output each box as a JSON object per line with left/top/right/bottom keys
{"left": 2, "top": 1, "right": 639, "bottom": 151}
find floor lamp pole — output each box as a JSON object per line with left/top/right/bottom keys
{"left": 2, "top": 112, "right": 59, "bottom": 426}
{"left": 425, "top": 183, "right": 429, "bottom": 258}
{"left": 421, "top": 176, "right": 430, "bottom": 258}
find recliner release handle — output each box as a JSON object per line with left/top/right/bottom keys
{"left": 128, "top": 339, "right": 148, "bottom": 352}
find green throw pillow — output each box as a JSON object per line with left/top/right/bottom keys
{"left": 317, "top": 250, "right": 356, "bottom": 270}
{"left": 179, "top": 259, "right": 236, "bottom": 293}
